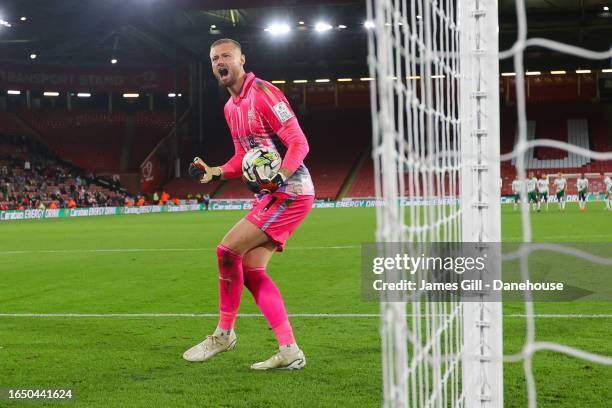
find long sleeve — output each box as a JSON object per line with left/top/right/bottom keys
{"left": 254, "top": 80, "right": 309, "bottom": 174}
{"left": 220, "top": 137, "right": 246, "bottom": 179}
{"left": 276, "top": 118, "right": 309, "bottom": 173}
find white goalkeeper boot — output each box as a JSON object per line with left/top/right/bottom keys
{"left": 183, "top": 330, "right": 236, "bottom": 362}
{"left": 251, "top": 345, "right": 306, "bottom": 370}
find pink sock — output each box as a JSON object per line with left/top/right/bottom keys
{"left": 244, "top": 266, "right": 296, "bottom": 346}
{"left": 217, "top": 245, "right": 244, "bottom": 331}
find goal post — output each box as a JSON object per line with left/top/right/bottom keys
{"left": 367, "top": 0, "right": 504, "bottom": 406}
{"left": 458, "top": 0, "right": 504, "bottom": 406}
{"left": 369, "top": 0, "right": 612, "bottom": 406}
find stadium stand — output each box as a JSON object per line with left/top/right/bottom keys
{"left": 162, "top": 110, "right": 232, "bottom": 198}
{"left": 129, "top": 111, "right": 175, "bottom": 171}
{"left": 340, "top": 102, "right": 611, "bottom": 198}
{"left": 500, "top": 102, "right": 612, "bottom": 195}
{"left": 18, "top": 109, "right": 126, "bottom": 173}
{"left": 300, "top": 110, "right": 370, "bottom": 200}
{"left": 0, "top": 133, "right": 134, "bottom": 210}
{"left": 0, "top": 112, "right": 34, "bottom": 139}
{"left": 346, "top": 158, "right": 375, "bottom": 198}
{"left": 501, "top": 73, "right": 598, "bottom": 104}
{"left": 9, "top": 91, "right": 605, "bottom": 201}
{"left": 183, "top": 109, "right": 372, "bottom": 200}
{"left": 510, "top": 119, "right": 591, "bottom": 169}
{"left": 16, "top": 109, "right": 174, "bottom": 175}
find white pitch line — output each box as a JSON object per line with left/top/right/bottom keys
{"left": 0, "top": 313, "right": 611, "bottom": 318}
{"left": 507, "top": 314, "right": 612, "bottom": 318}
{"left": 0, "top": 313, "right": 376, "bottom": 317}
{"left": 504, "top": 234, "right": 612, "bottom": 241}
{"left": 0, "top": 245, "right": 360, "bottom": 255}
{"left": 2, "top": 239, "right": 610, "bottom": 255}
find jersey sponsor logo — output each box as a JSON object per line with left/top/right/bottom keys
{"left": 272, "top": 101, "right": 294, "bottom": 124}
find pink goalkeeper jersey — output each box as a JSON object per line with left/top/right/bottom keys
{"left": 220, "top": 72, "right": 315, "bottom": 196}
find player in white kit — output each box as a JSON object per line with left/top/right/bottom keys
{"left": 511, "top": 177, "right": 523, "bottom": 210}
{"left": 576, "top": 173, "right": 589, "bottom": 211}
{"left": 526, "top": 172, "right": 539, "bottom": 212}
{"left": 603, "top": 173, "right": 612, "bottom": 211}
{"left": 553, "top": 172, "right": 567, "bottom": 211}
{"left": 537, "top": 175, "right": 550, "bottom": 211}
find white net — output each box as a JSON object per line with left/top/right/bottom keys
{"left": 367, "top": 0, "right": 467, "bottom": 406}
{"left": 368, "top": 0, "right": 612, "bottom": 407}
{"left": 498, "top": 1, "right": 612, "bottom": 407}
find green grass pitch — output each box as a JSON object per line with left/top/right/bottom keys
{"left": 1, "top": 203, "right": 611, "bottom": 407}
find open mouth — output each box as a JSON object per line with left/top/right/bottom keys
{"left": 218, "top": 67, "right": 229, "bottom": 80}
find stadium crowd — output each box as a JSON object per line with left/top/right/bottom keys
{"left": 0, "top": 134, "right": 136, "bottom": 211}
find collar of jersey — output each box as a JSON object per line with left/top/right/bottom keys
{"left": 232, "top": 72, "right": 256, "bottom": 103}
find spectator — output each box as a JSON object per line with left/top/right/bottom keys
{"left": 160, "top": 191, "right": 170, "bottom": 205}
{"left": 112, "top": 174, "right": 121, "bottom": 189}
{"left": 0, "top": 134, "right": 131, "bottom": 211}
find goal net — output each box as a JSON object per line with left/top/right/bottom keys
{"left": 367, "top": 0, "right": 612, "bottom": 407}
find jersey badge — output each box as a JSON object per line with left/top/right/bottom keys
{"left": 272, "top": 102, "right": 294, "bottom": 124}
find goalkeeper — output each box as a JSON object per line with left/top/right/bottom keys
{"left": 183, "top": 39, "right": 315, "bottom": 370}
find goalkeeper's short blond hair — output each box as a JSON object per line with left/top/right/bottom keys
{"left": 210, "top": 38, "right": 242, "bottom": 52}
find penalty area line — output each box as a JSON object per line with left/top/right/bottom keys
{"left": 0, "top": 313, "right": 611, "bottom": 318}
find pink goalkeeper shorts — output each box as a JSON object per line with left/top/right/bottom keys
{"left": 246, "top": 192, "right": 314, "bottom": 252}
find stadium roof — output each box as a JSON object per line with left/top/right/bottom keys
{"left": 0, "top": 0, "right": 610, "bottom": 76}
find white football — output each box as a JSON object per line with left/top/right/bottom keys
{"left": 242, "top": 147, "right": 282, "bottom": 183}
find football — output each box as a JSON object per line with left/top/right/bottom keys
{"left": 242, "top": 147, "right": 282, "bottom": 184}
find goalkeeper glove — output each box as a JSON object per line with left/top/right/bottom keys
{"left": 246, "top": 172, "right": 287, "bottom": 194}
{"left": 188, "top": 157, "right": 221, "bottom": 183}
